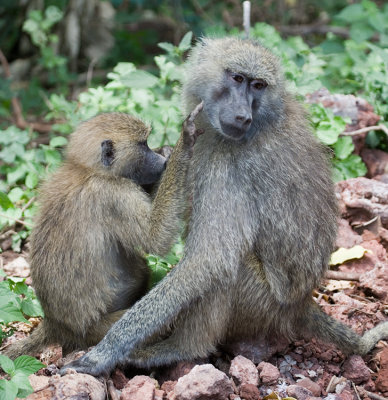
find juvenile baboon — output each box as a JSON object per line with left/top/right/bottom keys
{"left": 61, "top": 37, "right": 388, "bottom": 375}
{"left": 3, "top": 105, "right": 203, "bottom": 359}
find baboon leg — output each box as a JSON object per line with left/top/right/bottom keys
{"left": 86, "top": 310, "right": 127, "bottom": 345}
{"left": 129, "top": 291, "right": 231, "bottom": 368}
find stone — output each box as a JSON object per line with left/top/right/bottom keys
{"left": 287, "top": 384, "right": 313, "bottom": 400}
{"left": 342, "top": 355, "right": 370, "bottom": 384}
{"left": 257, "top": 362, "right": 280, "bottom": 384}
{"left": 296, "top": 378, "right": 321, "bottom": 397}
{"left": 170, "top": 364, "right": 234, "bottom": 400}
{"left": 230, "top": 355, "right": 259, "bottom": 386}
{"left": 120, "top": 375, "right": 157, "bottom": 400}
{"left": 239, "top": 383, "right": 260, "bottom": 400}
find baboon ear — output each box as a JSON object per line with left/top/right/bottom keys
{"left": 101, "top": 139, "right": 115, "bottom": 167}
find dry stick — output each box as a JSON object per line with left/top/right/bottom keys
{"left": 0, "top": 212, "right": 33, "bottom": 228}
{"left": 325, "top": 270, "right": 361, "bottom": 281}
{"left": 243, "top": 1, "right": 251, "bottom": 39}
{"left": 21, "top": 196, "right": 36, "bottom": 213}
{"left": 0, "top": 48, "right": 53, "bottom": 134}
{"left": 365, "top": 390, "right": 388, "bottom": 400}
{"left": 352, "top": 382, "right": 362, "bottom": 400}
{"left": 341, "top": 124, "right": 388, "bottom": 137}
{"left": 107, "top": 380, "right": 120, "bottom": 400}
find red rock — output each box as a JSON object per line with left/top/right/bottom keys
{"left": 336, "top": 219, "right": 362, "bottom": 249}
{"left": 26, "top": 374, "right": 105, "bottom": 400}
{"left": 361, "top": 148, "right": 388, "bottom": 178}
{"left": 257, "top": 362, "right": 280, "bottom": 384}
{"left": 359, "top": 263, "right": 388, "bottom": 301}
{"left": 120, "top": 375, "right": 157, "bottom": 400}
{"left": 155, "top": 389, "right": 165, "bottom": 400}
{"left": 161, "top": 380, "right": 177, "bottom": 394}
{"left": 376, "top": 347, "right": 388, "bottom": 392}
{"left": 342, "top": 355, "right": 370, "bottom": 384}
{"left": 111, "top": 368, "right": 129, "bottom": 390}
{"left": 337, "top": 389, "right": 354, "bottom": 400}
{"left": 239, "top": 383, "right": 260, "bottom": 400}
{"left": 230, "top": 355, "right": 259, "bottom": 386}
{"left": 159, "top": 361, "right": 200, "bottom": 382}
{"left": 28, "top": 375, "right": 50, "bottom": 392}
{"left": 170, "top": 364, "right": 234, "bottom": 400}
{"left": 296, "top": 378, "right": 321, "bottom": 397}
{"left": 287, "top": 384, "right": 313, "bottom": 400}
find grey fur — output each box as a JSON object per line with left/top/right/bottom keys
{"left": 60, "top": 37, "right": 388, "bottom": 376}
{"left": 3, "top": 109, "right": 202, "bottom": 359}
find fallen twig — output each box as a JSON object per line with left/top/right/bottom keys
{"left": 107, "top": 379, "right": 120, "bottom": 400}
{"left": 0, "top": 48, "right": 53, "bottom": 134}
{"left": 341, "top": 124, "right": 388, "bottom": 137}
{"left": 325, "top": 270, "right": 360, "bottom": 281}
{"left": 0, "top": 212, "right": 33, "bottom": 228}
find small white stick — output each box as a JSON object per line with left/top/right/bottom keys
{"left": 243, "top": 1, "right": 251, "bottom": 39}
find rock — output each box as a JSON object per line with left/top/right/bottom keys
{"left": 361, "top": 148, "right": 388, "bottom": 178}
{"left": 296, "top": 378, "right": 321, "bottom": 397}
{"left": 161, "top": 380, "right": 177, "bottom": 394}
{"left": 120, "top": 375, "right": 157, "bottom": 400}
{"left": 111, "top": 368, "right": 129, "bottom": 390}
{"left": 336, "top": 219, "right": 362, "bottom": 249}
{"left": 287, "top": 384, "right": 313, "bottom": 400}
{"left": 170, "top": 364, "right": 234, "bottom": 400}
{"left": 257, "top": 362, "right": 280, "bottom": 384}
{"left": 336, "top": 178, "right": 388, "bottom": 228}
{"left": 28, "top": 375, "right": 50, "bottom": 392}
{"left": 159, "top": 361, "right": 200, "bottom": 382}
{"left": 3, "top": 256, "right": 30, "bottom": 277}
{"left": 155, "top": 389, "right": 165, "bottom": 400}
{"left": 26, "top": 374, "right": 105, "bottom": 400}
{"left": 230, "top": 355, "right": 259, "bottom": 386}
{"left": 342, "top": 355, "right": 370, "bottom": 384}
{"left": 376, "top": 347, "right": 388, "bottom": 392}
{"left": 359, "top": 263, "right": 388, "bottom": 301}
{"left": 239, "top": 383, "right": 260, "bottom": 400}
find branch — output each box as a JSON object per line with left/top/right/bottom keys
{"left": 325, "top": 270, "right": 360, "bottom": 281}
{"left": 0, "top": 48, "right": 53, "bottom": 134}
{"left": 341, "top": 124, "right": 388, "bottom": 137}
{"left": 0, "top": 212, "right": 33, "bottom": 228}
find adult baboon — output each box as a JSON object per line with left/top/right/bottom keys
{"left": 61, "top": 37, "right": 388, "bottom": 375}
{"left": 3, "top": 105, "right": 203, "bottom": 358}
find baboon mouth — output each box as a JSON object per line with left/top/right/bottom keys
{"left": 219, "top": 122, "right": 248, "bottom": 141}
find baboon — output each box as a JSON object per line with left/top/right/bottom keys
{"left": 3, "top": 105, "right": 203, "bottom": 359}
{"left": 61, "top": 37, "right": 388, "bottom": 376}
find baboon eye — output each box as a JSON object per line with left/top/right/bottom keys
{"left": 232, "top": 74, "right": 244, "bottom": 83}
{"left": 252, "top": 79, "right": 268, "bottom": 90}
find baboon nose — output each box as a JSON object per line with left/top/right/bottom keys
{"left": 235, "top": 113, "right": 252, "bottom": 126}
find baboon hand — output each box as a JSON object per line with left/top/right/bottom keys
{"left": 182, "top": 101, "right": 204, "bottom": 151}
{"left": 59, "top": 352, "right": 113, "bottom": 377}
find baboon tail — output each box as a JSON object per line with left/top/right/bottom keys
{"left": 304, "top": 303, "right": 388, "bottom": 355}
{"left": 2, "top": 321, "right": 51, "bottom": 359}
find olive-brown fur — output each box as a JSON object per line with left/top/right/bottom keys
{"left": 61, "top": 38, "right": 388, "bottom": 376}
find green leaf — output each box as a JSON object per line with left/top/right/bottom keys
{"left": 0, "top": 355, "right": 15, "bottom": 375}
{"left": 0, "top": 379, "right": 19, "bottom": 400}
{"left": 7, "top": 188, "right": 24, "bottom": 203}
{"left": 44, "top": 149, "right": 62, "bottom": 165}
{"left": 0, "top": 192, "right": 13, "bottom": 210}
{"left": 12, "top": 370, "right": 33, "bottom": 398}
{"left": 0, "top": 302, "right": 29, "bottom": 324}
{"left": 336, "top": 3, "right": 365, "bottom": 23}
{"left": 333, "top": 136, "right": 354, "bottom": 160}
{"left": 315, "top": 122, "right": 340, "bottom": 145}
{"left": 178, "top": 31, "right": 193, "bottom": 51}
{"left": 21, "top": 298, "right": 44, "bottom": 318}
{"left": 49, "top": 136, "right": 68, "bottom": 148}
{"left": 25, "top": 172, "right": 39, "bottom": 189}
{"left": 13, "top": 356, "right": 45, "bottom": 375}
{"left": 158, "top": 42, "right": 175, "bottom": 54}
{"left": 121, "top": 70, "right": 159, "bottom": 89}
{"left": 349, "top": 22, "right": 375, "bottom": 42}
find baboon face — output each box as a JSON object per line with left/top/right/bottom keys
{"left": 208, "top": 70, "right": 268, "bottom": 141}
{"left": 101, "top": 138, "right": 167, "bottom": 186}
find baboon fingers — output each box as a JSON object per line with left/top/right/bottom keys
{"left": 187, "top": 101, "right": 204, "bottom": 123}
